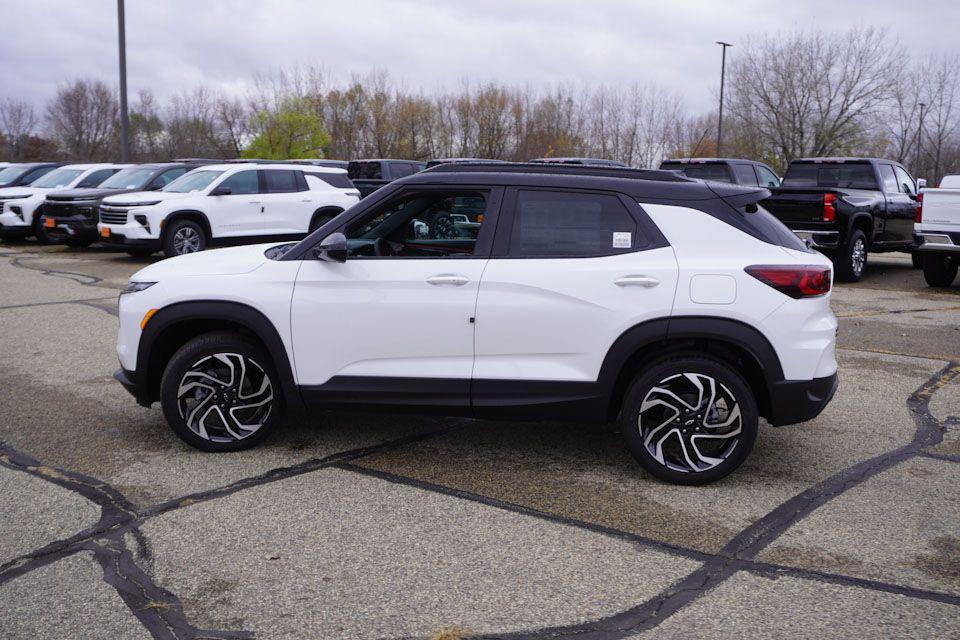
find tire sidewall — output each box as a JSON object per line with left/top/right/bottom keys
{"left": 160, "top": 332, "right": 285, "bottom": 452}
{"left": 163, "top": 219, "right": 207, "bottom": 257}
{"left": 836, "top": 229, "right": 867, "bottom": 282}
{"left": 619, "top": 356, "right": 759, "bottom": 485}
{"left": 922, "top": 253, "right": 958, "bottom": 288}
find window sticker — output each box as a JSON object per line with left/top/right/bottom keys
{"left": 612, "top": 232, "right": 632, "bottom": 248}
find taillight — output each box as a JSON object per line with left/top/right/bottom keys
{"left": 822, "top": 193, "right": 836, "bottom": 222}
{"left": 915, "top": 193, "right": 923, "bottom": 223}
{"left": 745, "top": 265, "right": 832, "bottom": 298}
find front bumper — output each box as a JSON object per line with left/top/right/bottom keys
{"left": 792, "top": 229, "right": 841, "bottom": 249}
{"left": 767, "top": 372, "right": 838, "bottom": 426}
{"left": 99, "top": 229, "right": 162, "bottom": 250}
{"left": 114, "top": 368, "right": 152, "bottom": 407}
{"left": 0, "top": 208, "right": 31, "bottom": 233}
{"left": 42, "top": 215, "right": 99, "bottom": 242}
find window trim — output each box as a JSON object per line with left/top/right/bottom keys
{"left": 319, "top": 185, "right": 504, "bottom": 260}
{"left": 491, "top": 186, "right": 668, "bottom": 259}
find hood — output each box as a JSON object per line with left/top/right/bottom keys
{"left": 131, "top": 243, "right": 280, "bottom": 281}
{"left": 0, "top": 187, "right": 40, "bottom": 199}
{"left": 46, "top": 187, "right": 133, "bottom": 201}
{"left": 102, "top": 191, "right": 193, "bottom": 206}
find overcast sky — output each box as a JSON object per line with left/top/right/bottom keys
{"left": 2, "top": 0, "right": 957, "bottom": 116}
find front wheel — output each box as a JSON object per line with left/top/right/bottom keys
{"left": 922, "top": 254, "right": 958, "bottom": 288}
{"left": 160, "top": 331, "right": 285, "bottom": 452}
{"left": 619, "top": 356, "right": 758, "bottom": 485}
{"left": 834, "top": 229, "right": 867, "bottom": 282}
{"left": 163, "top": 219, "right": 207, "bottom": 257}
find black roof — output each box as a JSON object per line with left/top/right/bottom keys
{"left": 413, "top": 162, "right": 766, "bottom": 202}
{"left": 662, "top": 157, "right": 769, "bottom": 165}
{"left": 529, "top": 157, "right": 628, "bottom": 167}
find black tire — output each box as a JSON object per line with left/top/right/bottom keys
{"left": 308, "top": 210, "right": 339, "bottom": 233}
{"left": 162, "top": 219, "right": 207, "bottom": 257}
{"left": 619, "top": 356, "right": 759, "bottom": 485}
{"left": 125, "top": 248, "right": 155, "bottom": 257}
{"left": 834, "top": 229, "right": 868, "bottom": 282}
{"left": 160, "top": 331, "right": 285, "bottom": 452}
{"left": 911, "top": 252, "right": 923, "bottom": 269}
{"left": 921, "top": 254, "right": 958, "bottom": 288}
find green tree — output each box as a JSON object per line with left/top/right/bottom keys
{"left": 243, "top": 99, "right": 329, "bottom": 160}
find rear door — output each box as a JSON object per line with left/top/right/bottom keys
{"left": 733, "top": 163, "right": 760, "bottom": 186}
{"left": 473, "top": 188, "right": 677, "bottom": 393}
{"left": 261, "top": 169, "right": 310, "bottom": 234}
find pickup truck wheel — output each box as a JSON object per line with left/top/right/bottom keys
{"left": 835, "top": 229, "right": 867, "bottom": 282}
{"left": 160, "top": 331, "right": 285, "bottom": 452}
{"left": 921, "top": 254, "right": 958, "bottom": 288}
{"left": 911, "top": 252, "right": 923, "bottom": 269}
{"left": 163, "top": 219, "right": 207, "bottom": 257}
{"left": 619, "top": 356, "right": 758, "bottom": 485}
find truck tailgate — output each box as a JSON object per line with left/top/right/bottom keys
{"left": 762, "top": 189, "right": 828, "bottom": 224}
{"left": 920, "top": 189, "right": 960, "bottom": 231}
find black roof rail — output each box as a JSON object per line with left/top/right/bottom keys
{"left": 423, "top": 162, "right": 693, "bottom": 183}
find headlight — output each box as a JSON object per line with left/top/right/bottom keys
{"left": 120, "top": 281, "right": 157, "bottom": 295}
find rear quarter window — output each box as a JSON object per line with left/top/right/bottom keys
{"left": 306, "top": 172, "right": 354, "bottom": 189}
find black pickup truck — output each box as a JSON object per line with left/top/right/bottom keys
{"left": 762, "top": 158, "right": 919, "bottom": 281}
{"left": 347, "top": 159, "right": 426, "bottom": 198}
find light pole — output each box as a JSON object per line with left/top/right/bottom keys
{"left": 117, "top": 0, "right": 130, "bottom": 162}
{"left": 915, "top": 102, "right": 926, "bottom": 178}
{"left": 716, "top": 41, "right": 733, "bottom": 157}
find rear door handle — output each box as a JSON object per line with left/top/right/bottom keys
{"left": 615, "top": 275, "right": 660, "bottom": 288}
{"left": 426, "top": 274, "right": 469, "bottom": 286}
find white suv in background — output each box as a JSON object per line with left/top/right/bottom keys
{"left": 0, "top": 163, "right": 125, "bottom": 240}
{"left": 97, "top": 163, "right": 360, "bottom": 257}
{"left": 114, "top": 163, "right": 838, "bottom": 485}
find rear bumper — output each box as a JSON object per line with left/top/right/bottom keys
{"left": 768, "top": 372, "right": 838, "bottom": 426}
{"left": 913, "top": 232, "right": 960, "bottom": 253}
{"left": 792, "top": 229, "right": 840, "bottom": 249}
{"left": 114, "top": 368, "right": 152, "bottom": 407}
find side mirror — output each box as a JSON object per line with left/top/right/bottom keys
{"left": 918, "top": 178, "right": 927, "bottom": 190}
{"left": 210, "top": 186, "right": 232, "bottom": 196}
{"left": 313, "top": 232, "right": 347, "bottom": 263}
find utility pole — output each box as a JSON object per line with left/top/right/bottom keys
{"left": 117, "top": 0, "right": 130, "bottom": 162}
{"left": 915, "top": 102, "right": 926, "bottom": 178}
{"left": 716, "top": 41, "right": 733, "bottom": 157}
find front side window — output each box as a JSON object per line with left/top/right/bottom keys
{"left": 734, "top": 164, "right": 759, "bottom": 185}
{"left": 150, "top": 167, "right": 188, "bottom": 189}
{"left": 893, "top": 166, "right": 915, "bottom": 195}
{"left": 76, "top": 168, "right": 117, "bottom": 188}
{"left": 264, "top": 170, "right": 299, "bottom": 193}
{"left": 344, "top": 190, "right": 488, "bottom": 258}
{"left": 217, "top": 170, "right": 260, "bottom": 195}
{"left": 163, "top": 170, "right": 224, "bottom": 193}
{"left": 508, "top": 190, "right": 641, "bottom": 258}
{"left": 31, "top": 168, "right": 84, "bottom": 188}
{"left": 100, "top": 167, "right": 157, "bottom": 190}
{"left": 0, "top": 166, "right": 27, "bottom": 186}
{"left": 756, "top": 165, "right": 781, "bottom": 188}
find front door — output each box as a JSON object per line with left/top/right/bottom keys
{"left": 206, "top": 169, "right": 263, "bottom": 237}
{"left": 290, "top": 186, "right": 502, "bottom": 405}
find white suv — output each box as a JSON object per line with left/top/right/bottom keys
{"left": 97, "top": 163, "right": 360, "bottom": 257}
{"left": 0, "top": 163, "right": 125, "bottom": 239}
{"left": 114, "top": 164, "right": 838, "bottom": 485}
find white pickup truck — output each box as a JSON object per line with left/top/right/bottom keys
{"left": 914, "top": 174, "right": 960, "bottom": 287}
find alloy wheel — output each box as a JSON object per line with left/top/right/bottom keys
{"left": 851, "top": 238, "right": 866, "bottom": 276}
{"left": 176, "top": 352, "right": 274, "bottom": 443}
{"left": 638, "top": 372, "right": 742, "bottom": 473}
{"left": 173, "top": 227, "right": 201, "bottom": 254}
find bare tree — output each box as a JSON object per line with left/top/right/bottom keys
{"left": 0, "top": 99, "right": 38, "bottom": 160}
{"left": 45, "top": 79, "right": 119, "bottom": 160}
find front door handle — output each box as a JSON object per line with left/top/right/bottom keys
{"left": 426, "top": 274, "right": 469, "bottom": 286}
{"left": 615, "top": 275, "right": 660, "bottom": 288}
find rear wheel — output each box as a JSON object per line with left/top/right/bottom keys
{"left": 834, "top": 229, "right": 867, "bottom": 282}
{"left": 619, "top": 356, "right": 758, "bottom": 485}
{"left": 922, "top": 254, "right": 958, "bottom": 288}
{"left": 911, "top": 252, "right": 923, "bottom": 269}
{"left": 163, "top": 219, "right": 207, "bottom": 257}
{"left": 160, "top": 331, "right": 285, "bottom": 452}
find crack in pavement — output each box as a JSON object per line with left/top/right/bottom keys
{"left": 8, "top": 254, "right": 108, "bottom": 287}
{"left": 0, "top": 296, "right": 118, "bottom": 312}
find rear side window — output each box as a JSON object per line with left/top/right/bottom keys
{"left": 733, "top": 164, "right": 759, "bottom": 185}
{"left": 391, "top": 163, "right": 416, "bottom": 178}
{"left": 306, "top": 172, "right": 354, "bottom": 189}
{"left": 348, "top": 162, "right": 382, "bottom": 180}
{"left": 660, "top": 162, "right": 733, "bottom": 183}
{"left": 509, "top": 190, "right": 642, "bottom": 257}
{"left": 264, "top": 170, "right": 299, "bottom": 193}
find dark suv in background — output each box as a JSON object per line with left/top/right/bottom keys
{"left": 347, "top": 159, "right": 427, "bottom": 198}
{"left": 40, "top": 162, "right": 204, "bottom": 247}
{"left": 660, "top": 158, "right": 781, "bottom": 188}
{"left": 0, "top": 162, "right": 65, "bottom": 189}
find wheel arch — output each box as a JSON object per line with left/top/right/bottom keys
{"left": 310, "top": 206, "right": 344, "bottom": 231}
{"left": 600, "top": 316, "right": 782, "bottom": 423}
{"left": 136, "top": 301, "right": 301, "bottom": 410}
{"left": 163, "top": 210, "right": 212, "bottom": 241}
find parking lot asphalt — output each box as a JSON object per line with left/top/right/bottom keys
{"left": 0, "top": 242, "right": 958, "bottom": 640}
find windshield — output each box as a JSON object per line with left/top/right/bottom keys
{"left": 163, "top": 170, "right": 224, "bottom": 193}
{"left": 0, "top": 166, "right": 29, "bottom": 186}
{"left": 660, "top": 162, "right": 733, "bottom": 183}
{"left": 782, "top": 162, "right": 878, "bottom": 190}
{"left": 99, "top": 167, "right": 156, "bottom": 190}
{"left": 30, "top": 168, "right": 84, "bottom": 188}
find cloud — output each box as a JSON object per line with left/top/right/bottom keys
{"left": 1, "top": 0, "right": 957, "bottom": 117}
